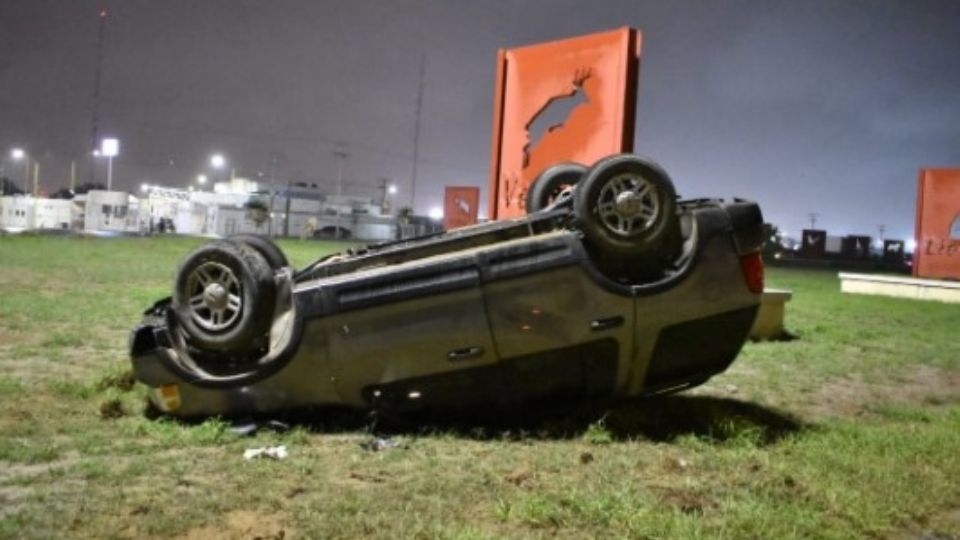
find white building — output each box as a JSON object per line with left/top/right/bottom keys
{"left": 32, "top": 198, "right": 73, "bottom": 230}
{"left": 83, "top": 191, "right": 141, "bottom": 233}
{"left": 0, "top": 196, "right": 75, "bottom": 232}
{"left": 0, "top": 196, "right": 35, "bottom": 231}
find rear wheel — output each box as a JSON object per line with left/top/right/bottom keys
{"left": 574, "top": 154, "right": 681, "bottom": 264}
{"left": 525, "top": 162, "right": 587, "bottom": 213}
{"left": 172, "top": 240, "right": 276, "bottom": 354}
{"left": 229, "top": 233, "right": 289, "bottom": 269}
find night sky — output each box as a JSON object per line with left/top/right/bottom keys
{"left": 1, "top": 0, "right": 958, "bottom": 240}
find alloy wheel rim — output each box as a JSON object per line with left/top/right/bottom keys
{"left": 596, "top": 172, "right": 660, "bottom": 237}
{"left": 186, "top": 261, "right": 242, "bottom": 332}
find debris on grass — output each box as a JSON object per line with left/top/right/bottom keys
{"left": 359, "top": 437, "right": 403, "bottom": 452}
{"left": 579, "top": 451, "right": 594, "bottom": 464}
{"left": 243, "top": 445, "right": 289, "bottom": 460}
{"left": 663, "top": 455, "right": 691, "bottom": 472}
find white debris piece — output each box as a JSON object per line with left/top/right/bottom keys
{"left": 243, "top": 445, "right": 289, "bottom": 460}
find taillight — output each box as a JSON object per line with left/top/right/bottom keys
{"left": 739, "top": 252, "right": 764, "bottom": 294}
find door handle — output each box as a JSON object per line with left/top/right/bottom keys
{"left": 448, "top": 346, "right": 483, "bottom": 361}
{"left": 591, "top": 316, "right": 624, "bottom": 331}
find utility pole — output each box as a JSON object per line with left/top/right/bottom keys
{"left": 267, "top": 152, "right": 280, "bottom": 237}
{"left": 808, "top": 212, "right": 819, "bottom": 230}
{"left": 410, "top": 54, "right": 425, "bottom": 214}
{"left": 32, "top": 162, "right": 39, "bottom": 197}
{"left": 69, "top": 161, "right": 76, "bottom": 192}
{"left": 90, "top": 8, "right": 108, "bottom": 183}
{"left": 334, "top": 146, "right": 348, "bottom": 240}
{"left": 377, "top": 177, "right": 389, "bottom": 213}
{"left": 878, "top": 224, "right": 886, "bottom": 241}
{"left": 283, "top": 178, "right": 292, "bottom": 238}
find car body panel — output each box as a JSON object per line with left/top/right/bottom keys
{"left": 130, "top": 198, "right": 764, "bottom": 417}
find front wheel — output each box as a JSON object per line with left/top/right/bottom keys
{"left": 573, "top": 154, "right": 681, "bottom": 264}
{"left": 172, "top": 240, "right": 277, "bottom": 354}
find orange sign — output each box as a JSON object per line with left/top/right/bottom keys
{"left": 443, "top": 186, "right": 480, "bottom": 230}
{"left": 914, "top": 168, "right": 960, "bottom": 279}
{"left": 488, "top": 27, "right": 642, "bottom": 219}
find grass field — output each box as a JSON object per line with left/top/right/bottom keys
{"left": 0, "top": 234, "right": 958, "bottom": 539}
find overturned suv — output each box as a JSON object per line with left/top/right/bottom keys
{"left": 130, "top": 154, "right": 765, "bottom": 417}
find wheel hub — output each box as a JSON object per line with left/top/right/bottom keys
{"left": 596, "top": 173, "right": 661, "bottom": 237}
{"left": 185, "top": 261, "right": 243, "bottom": 332}
{"left": 614, "top": 191, "right": 642, "bottom": 217}
{"left": 203, "top": 283, "right": 229, "bottom": 311}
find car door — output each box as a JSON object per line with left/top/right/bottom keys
{"left": 319, "top": 252, "right": 501, "bottom": 410}
{"left": 478, "top": 233, "right": 634, "bottom": 404}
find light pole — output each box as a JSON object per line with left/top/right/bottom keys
{"left": 10, "top": 148, "right": 29, "bottom": 189}
{"left": 101, "top": 137, "right": 119, "bottom": 191}
{"left": 334, "top": 147, "right": 348, "bottom": 240}
{"left": 210, "top": 153, "right": 226, "bottom": 176}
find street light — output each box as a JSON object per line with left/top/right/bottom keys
{"left": 9, "top": 148, "right": 29, "bottom": 189}
{"left": 197, "top": 174, "right": 207, "bottom": 185}
{"left": 101, "top": 137, "right": 119, "bottom": 191}
{"left": 209, "top": 153, "right": 227, "bottom": 187}
{"left": 428, "top": 206, "right": 443, "bottom": 220}
{"left": 388, "top": 184, "right": 398, "bottom": 195}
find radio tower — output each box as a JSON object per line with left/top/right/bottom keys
{"left": 89, "top": 7, "right": 108, "bottom": 182}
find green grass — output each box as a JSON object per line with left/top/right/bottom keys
{"left": 0, "top": 236, "right": 958, "bottom": 539}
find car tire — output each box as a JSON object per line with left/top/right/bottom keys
{"left": 525, "top": 162, "right": 588, "bottom": 213}
{"left": 228, "top": 233, "right": 289, "bottom": 269}
{"left": 172, "top": 240, "right": 277, "bottom": 353}
{"left": 573, "top": 154, "right": 680, "bottom": 263}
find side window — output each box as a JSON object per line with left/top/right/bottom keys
{"left": 950, "top": 213, "right": 960, "bottom": 239}
{"left": 102, "top": 205, "right": 111, "bottom": 215}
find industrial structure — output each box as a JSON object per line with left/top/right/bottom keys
{"left": 0, "top": 176, "right": 423, "bottom": 241}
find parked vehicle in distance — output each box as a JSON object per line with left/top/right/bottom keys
{"left": 129, "top": 154, "right": 764, "bottom": 418}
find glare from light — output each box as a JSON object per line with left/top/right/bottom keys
{"left": 197, "top": 174, "right": 208, "bottom": 185}
{"left": 100, "top": 137, "right": 119, "bottom": 157}
{"left": 140, "top": 183, "right": 149, "bottom": 192}
{"left": 428, "top": 206, "right": 443, "bottom": 220}
{"left": 92, "top": 149, "right": 101, "bottom": 157}
{"left": 10, "top": 148, "right": 25, "bottom": 160}
{"left": 210, "top": 154, "right": 226, "bottom": 168}
{"left": 388, "top": 184, "right": 398, "bottom": 195}
{"left": 906, "top": 239, "right": 917, "bottom": 253}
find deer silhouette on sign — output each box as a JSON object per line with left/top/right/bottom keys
{"left": 522, "top": 67, "right": 591, "bottom": 168}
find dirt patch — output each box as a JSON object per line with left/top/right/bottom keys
{"left": 96, "top": 370, "right": 136, "bottom": 392}
{"left": 807, "top": 365, "right": 960, "bottom": 420}
{"left": 891, "top": 506, "right": 960, "bottom": 540}
{"left": 0, "top": 452, "right": 81, "bottom": 484}
{"left": 650, "top": 486, "right": 717, "bottom": 514}
{"left": 99, "top": 399, "right": 126, "bottom": 419}
{"left": 503, "top": 468, "right": 537, "bottom": 489}
{"left": 0, "top": 486, "right": 34, "bottom": 518}
{"left": 178, "top": 510, "right": 292, "bottom": 540}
